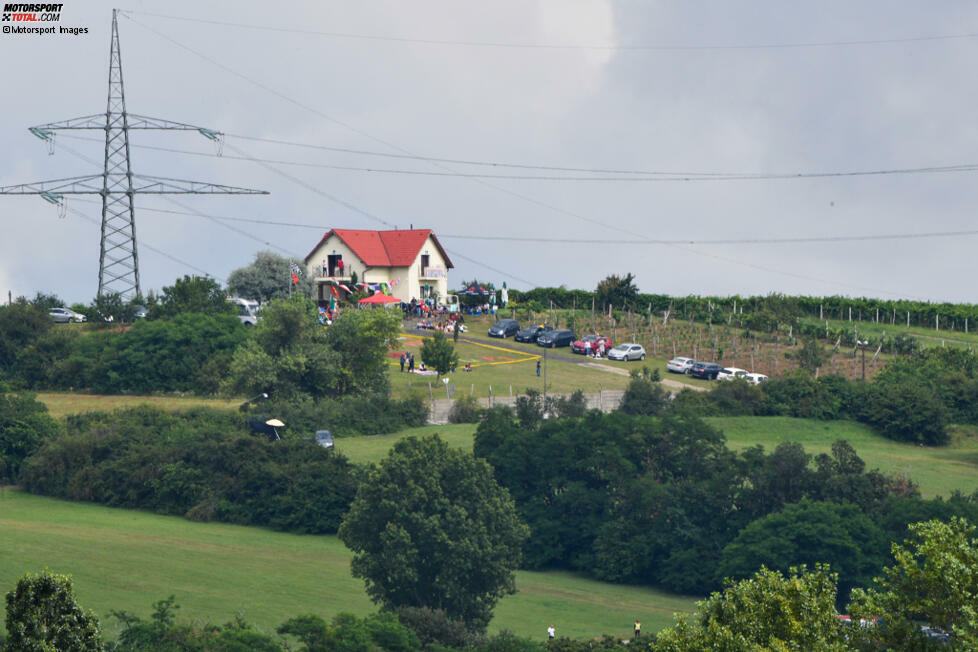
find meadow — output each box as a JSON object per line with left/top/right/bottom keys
{"left": 0, "top": 489, "right": 696, "bottom": 641}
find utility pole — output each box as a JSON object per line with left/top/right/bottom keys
{"left": 0, "top": 10, "right": 267, "bottom": 299}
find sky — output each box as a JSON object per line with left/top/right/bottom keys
{"left": 2, "top": 1, "right": 978, "bottom": 304}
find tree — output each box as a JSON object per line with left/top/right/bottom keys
{"left": 420, "top": 331, "right": 458, "bottom": 377}
{"left": 224, "top": 295, "right": 343, "bottom": 399}
{"left": 153, "top": 275, "right": 234, "bottom": 320}
{"left": 0, "top": 302, "right": 52, "bottom": 377}
{"left": 338, "top": 435, "right": 529, "bottom": 631}
{"left": 655, "top": 565, "right": 848, "bottom": 651}
{"left": 595, "top": 273, "right": 638, "bottom": 310}
{"left": 796, "top": 337, "right": 827, "bottom": 375}
{"left": 848, "top": 517, "right": 978, "bottom": 649}
{"left": 619, "top": 374, "right": 669, "bottom": 416}
{"left": 323, "top": 307, "right": 401, "bottom": 396}
{"left": 717, "top": 500, "right": 887, "bottom": 603}
{"left": 0, "top": 388, "right": 61, "bottom": 481}
{"left": 4, "top": 570, "right": 104, "bottom": 651}
{"left": 858, "top": 379, "right": 949, "bottom": 445}
{"left": 228, "top": 251, "right": 314, "bottom": 302}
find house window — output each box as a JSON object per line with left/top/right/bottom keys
{"left": 420, "top": 254, "right": 430, "bottom": 277}
{"left": 327, "top": 254, "right": 345, "bottom": 277}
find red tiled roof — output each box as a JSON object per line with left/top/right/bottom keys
{"left": 304, "top": 229, "right": 453, "bottom": 268}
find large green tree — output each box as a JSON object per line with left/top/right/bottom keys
{"left": 420, "top": 331, "right": 458, "bottom": 377}
{"left": 656, "top": 565, "right": 848, "bottom": 651}
{"left": 338, "top": 435, "right": 529, "bottom": 631}
{"left": 848, "top": 517, "right": 978, "bottom": 649}
{"left": 0, "top": 388, "right": 61, "bottom": 482}
{"left": 716, "top": 499, "right": 887, "bottom": 603}
{"left": 4, "top": 570, "right": 104, "bottom": 651}
{"left": 595, "top": 273, "right": 638, "bottom": 310}
{"left": 228, "top": 251, "right": 314, "bottom": 302}
{"left": 153, "top": 275, "right": 234, "bottom": 320}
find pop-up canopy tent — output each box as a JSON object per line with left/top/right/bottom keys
{"left": 358, "top": 293, "right": 401, "bottom": 305}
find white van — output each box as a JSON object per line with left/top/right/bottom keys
{"left": 229, "top": 297, "right": 260, "bottom": 326}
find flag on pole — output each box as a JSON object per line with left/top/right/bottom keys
{"left": 289, "top": 262, "right": 301, "bottom": 286}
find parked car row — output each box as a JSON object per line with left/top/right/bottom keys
{"left": 670, "top": 357, "right": 768, "bottom": 384}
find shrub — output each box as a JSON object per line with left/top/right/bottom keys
{"left": 449, "top": 394, "right": 484, "bottom": 423}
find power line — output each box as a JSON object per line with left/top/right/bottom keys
{"left": 58, "top": 133, "right": 978, "bottom": 182}
{"left": 131, "top": 11, "right": 978, "bottom": 52}
{"left": 439, "top": 230, "right": 978, "bottom": 245}
{"left": 121, "top": 14, "right": 929, "bottom": 298}
{"left": 66, "top": 205, "right": 225, "bottom": 282}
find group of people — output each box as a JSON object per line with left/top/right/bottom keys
{"left": 399, "top": 352, "right": 427, "bottom": 373}
{"left": 583, "top": 337, "right": 608, "bottom": 359}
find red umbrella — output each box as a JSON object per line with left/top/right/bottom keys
{"left": 358, "top": 293, "right": 401, "bottom": 305}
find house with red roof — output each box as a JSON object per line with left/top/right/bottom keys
{"left": 303, "top": 229, "right": 453, "bottom": 304}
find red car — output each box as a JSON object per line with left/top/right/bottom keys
{"left": 572, "top": 335, "right": 613, "bottom": 356}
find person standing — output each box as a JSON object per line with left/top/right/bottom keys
{"left": 536, "top": 359, "right": 542, "bottom": 377}
{"left": 633, "top": 621, "right": 641, "bottom": 639}
{"left": 399, "top": 353, "right": 406, "bottom": 373}
{"left": 584, "top": 339, "right": 592, "bottom": 357}
{"left": 408, "top": 353, "right": 415, "bottom": 373}
{"left": 547, "top": 624, "right": 555, "bottom": 640}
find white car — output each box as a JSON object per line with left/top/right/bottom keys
{"left": 745, "top": 373, "right": 769, "bottom": 385}
{"left": 49, "top": 307, "right": 87, "bottom": 323}
{"left": 717, "top": 367, "right": 749, "bottom": 381}
{"left": 608, "top": 343, "right": 646, "bottom": 362}
{"left": 666, "top": 357, "right": 696, "bottom": 374}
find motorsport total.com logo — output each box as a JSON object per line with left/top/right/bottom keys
{"left": 2, "top": 3, "right": 88, "bottom": 35}
{"left": 2, "top": 3, "right": 63, "bottom": 21}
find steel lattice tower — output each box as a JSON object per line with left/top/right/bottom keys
{"left": 1, "top": 9, "right": 267, "bottom": 299}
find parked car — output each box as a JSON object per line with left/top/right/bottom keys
{"left": 572, "top": 335, "right": 613, "bottom": 355}
{"left": 690, "top": 362, "right": 724, "bottom": 379}
{"left": 536, "top": 329, "right": 575, "bottom": 348}
{"left": 515, "top": 324, "right": 553, "bottom": 343}
{"left": 488, "top": 318, "right": 520, "bottom": 338}
{"left": 49, "top": 307, "right": 86, "bottom": 323}
{"left": 717, "top": 367, "right": 749, "bottom": 381}
{"left": 133, "top": 305, "right": 148, "bottom": 319}
{"left": 666, "top": 357, "right": 696, "bottom": 374}
{"left": 745, "top": 372, "right": 769, "bottom": 385}
{"left": 608, "top": 343, "right": 646, "bottom": 361}
{"left": 229, "top": 297, "right": 260, "bottom": 326}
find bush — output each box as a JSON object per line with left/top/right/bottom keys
{"left": 264, "top": 394, "right": 428, "bottom": 437}
{"left": 449, "top": 394, "right": 484, "bottom": 423}
{"left": 619, "top": 377, "right": 668, "bottom": 416}
{"left": 20, "top": 406, "right": 360, "bottom": 534}
{"left": 857, "top": 379, "right": 949, "bottom": 445}
{"left": 0, "top": 388, "right": 62, "bottom": 481}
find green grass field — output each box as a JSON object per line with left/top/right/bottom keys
{"left": 388, "top": 334, "right": 630, "bottom": 400}
{"left": 0, "top": 489, "right": 696, "bottom": 642}
{"left": 709, "top": 417, "right": 978, "bottom": 499}
{"left": 34, "top": 393, "right": 241, "bottom": 419}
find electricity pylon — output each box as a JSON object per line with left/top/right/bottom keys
{"left": 0, "top": 9, "right": 267, "bottom": 299}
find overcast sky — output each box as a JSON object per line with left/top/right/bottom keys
{"left": 2, "top": 1, "right": 977, "bottom": 304}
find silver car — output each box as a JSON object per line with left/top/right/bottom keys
{"left": 608, "top": 343, "right": 646, "bottom": 361}
{"left": 49, "top": 307, "right": 86, "bottom": 323}
{"left": 667, "top": 357, "right": 695, "bottom": 374}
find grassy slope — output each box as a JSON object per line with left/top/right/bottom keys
{"left": 708, "top": 417, "right": 978, "bottom": 499}
{"left": 35, "top": 393, "right": 241, "bottom": 419}
{"left": 0, "top": 489, "right": 695, "bottom": 641}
